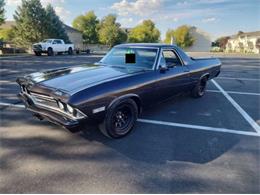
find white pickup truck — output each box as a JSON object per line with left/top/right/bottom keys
{"left": 32, "top": 39, "right": 74, "bottom": 56}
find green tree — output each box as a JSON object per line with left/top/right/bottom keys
{"left": 98, "top": 14, "right": 127, "bottom": 47}
{"left": 45, "top": 4, "right": 69, "bottom": 43}
{"left": 72, "top": 11, "right": 99, "bottom": 44}
{"left": 212, "top": 36, "right": 230, "bottom": 49}
{"left": 165, "top": 25, "right": 195, "bottom": 48}
{"left": 13, "top": 0, "right": 47, "bottom": 47}
{"left": 0, "top": 28, "right": 15, "bottom": 41}
{"left": 128, "top": 20, "right": 160, "bottom": 43}
{"left": 0, "top": 0, "right": 5, "bottom": 26}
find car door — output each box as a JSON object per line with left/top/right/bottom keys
{"left": 56, "top": 40, "right": 63, "bottom": 52}
{"left": 52, "top": 40, "right": 59, "bottom": 52}
{"left": 155, "top": 48, "right": 191, "bottom": 101}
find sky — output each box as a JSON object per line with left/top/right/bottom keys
{"left": 4, "top": 0, "right": 260, "bottom": 40}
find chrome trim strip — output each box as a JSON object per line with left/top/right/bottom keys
{"left": 31, "top": 95, "right": 56, "bottom": 102}
{"left": 30, "top": 92, "right": 55, "bottom": 100}
{"left": 35, "top": 102, "right": 86, "bottom": 120}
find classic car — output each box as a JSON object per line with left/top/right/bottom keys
{"left": 17, "top": 43, "right": 221, "bottom": 138}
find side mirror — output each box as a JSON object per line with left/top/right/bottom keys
{"left": 159, "top": 65, "right": 168, "bottom": 73}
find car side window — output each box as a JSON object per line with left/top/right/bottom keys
{"left": 56, "top": 40, "right": 62, "bottom": 44}
{"left": 162, "top": 50, "right": 182, "bottom": 67}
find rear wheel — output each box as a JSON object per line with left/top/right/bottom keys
{"left": 47, "top": 47, "right": 53, "bottom": 56}
{"left": 191, "top": 77, "right": 208, "bottom": 98}
{"left": 99, "top": 99, "right": 138, "bottom": 138}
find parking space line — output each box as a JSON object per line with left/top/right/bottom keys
{"left": 211, "top": 79, "right": 260, "bottom": 134}
{"left": 2, "top": 102, "right": 260, "bottom": 137}
{"left": 138, "top": 119, "right": 260, "bottom": 137}
{"left": 216, "top": 77, "right": 260, "bottom": 81}
{"left": 0, "top": 102, "right": 25, "bottom": 108}
{"left": 206, "top": 89, "right": 260, "bottom": 96}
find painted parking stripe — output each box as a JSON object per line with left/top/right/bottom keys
{"left": 2, "top": 102, "right": 260, "bottom": 137}
{"left": 211, "top": 79, "right": 260, "bottom": 134}
{"left": 0, "top": 102, "right": 25, "bottom": 108}
{"left": 216, "top": 77, "right": 260, "bottom": 81}
{"left": 138, "top": 119, "right": 260, "bottom": 137}
{"left": 207, "top": 89, "right": 260, "bottom": 96}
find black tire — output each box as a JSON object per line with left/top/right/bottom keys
{"left": 68, "top": 47, "right": 73, "bottom": 55}
{"left": 99, "top": 99, "right": 138, "bottom": 138}
{"left": 34, "top": 51, "right": 41, "bottom": 56}
{"left": 191, "top": 77, "right": 208, "bottom": 98}
{"left": 47, "top": 47, "right": 53, "bottom": 56}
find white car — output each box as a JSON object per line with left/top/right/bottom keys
{"left": 32, "top": 39, "right": 74, "bottom": 56}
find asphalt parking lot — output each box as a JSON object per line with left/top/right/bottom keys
{"left": 0, "top": 54, "right": 260, "bottom": 193}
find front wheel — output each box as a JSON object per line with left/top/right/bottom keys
{"left": 47, "top": 48, "right": 53, "bottom": 56}
{"left": 68, "top": 47, "right": 73, "bottom": 55}
{"left": 191, "top": 77, "right": 208, "bottom": 98}
{"left": 34, "top": 51, "right": 41, "bottom": 56}
{"left": 99, "top": 99, "right": 138, "bottom": 138}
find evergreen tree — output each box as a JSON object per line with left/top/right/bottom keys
{"left": 0, "top": 0, "right": 5, "bottom": 26}
{"left": 13, "top": 0, "right": 47, "bottom": 47}
{"left": 45, "top": 4, "right": 69, "bottom": 43}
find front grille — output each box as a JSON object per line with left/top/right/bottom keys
{"left": 19, "top": 85, "right": 86, "bottom": 120}
{"left": 20, "top": 85, "right": 59, "bottom": 109}
{"left": 33, "top": 44, "right": 42, "bottom": 50}
{"left": 30, "top": 92, "right": 58, "bottom": 109}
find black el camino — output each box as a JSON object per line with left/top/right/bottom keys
{"left": 17, "top": 43, "right": 221, "bottom": 138}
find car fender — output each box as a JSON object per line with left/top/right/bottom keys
{"left": 107, "top": 93, "right": 142, "bottom": 114}
{"left": 200, "top": 72, "right": 210, "bottom": 80}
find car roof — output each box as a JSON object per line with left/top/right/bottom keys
{"left": 115, "top": 43, "right": 177, "bottom": 48}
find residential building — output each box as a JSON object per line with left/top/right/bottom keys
{"left": 225, "top": 31, "right": 260, "bottom": 54}
{"left": 63, "top": 24, "right": 84, "bottom": 50}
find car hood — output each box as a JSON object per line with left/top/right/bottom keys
{"left": 27, "top": 64, "right": 143, "bottom": 94}
{"left": 33, "top": 42, "right": 46, "bottom": 46}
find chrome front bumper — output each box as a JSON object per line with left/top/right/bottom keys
{"left": 18, "top": 93, "right": 82, "bottom": 131}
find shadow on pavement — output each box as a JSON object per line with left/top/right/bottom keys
{"left": 79, "top": 123, "right": 239, "bottom": 164}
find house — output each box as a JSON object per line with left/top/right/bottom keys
{"left": 63, "top": 24, "right": 84, "bottom": 50}
{"left": 0, "top": 21, "right": 16, "bottom": 29}
{"left": 225, "top": 31, "right": 260, "bottom": 54}
{"left": 185, "top": 26, "right": 212, "bottom": 52}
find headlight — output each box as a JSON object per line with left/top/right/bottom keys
{"left": 57, "top": 101, "right": 86, "bottom": 119}
{"left": 67, "top": 104, "right": 74, "bottom": 114}
{"left": 58, "top": 101, "right": 65, "bottom": 110}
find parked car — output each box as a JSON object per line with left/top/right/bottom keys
{"left": 32, "top": 39, "right": 74, "bottom": 56}
{"left": 17, "top": 43, "right": 221, "bottom": 138}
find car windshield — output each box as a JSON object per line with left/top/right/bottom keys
{"left": 100, "top": 47, "right": 158, "bottom": 70}
{"left": 42, "top": 39, "right": 53, "bottom": 43}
